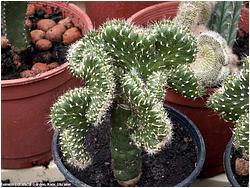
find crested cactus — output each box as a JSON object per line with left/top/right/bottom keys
{"left": 51, "top": 19, "right": 200, "bottom": 185}
{"left": 174, "top": 1, "right": 215, "bottom": 34}
{"left": 2, "top": 1, "right": 30, "bottom": 51}
{"left": 208, "top": 1, "right": 243, "bottom": 47}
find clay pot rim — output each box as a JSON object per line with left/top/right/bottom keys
{"left": 1, "top": 1, "right": 93, "bottom": 88}
{"left": 127, "top": 1, "right": 179, "bottom": 24}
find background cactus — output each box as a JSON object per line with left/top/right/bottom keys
{"left": 174, "top": 1, "right": 215, "bottom": 34}
{"left": 208, "top": 57, "right": 249, "bottom": 159}
{"left": 2, "top": 1, "right": 30, "bottom": 51}
{"left": 51, "top": 19, "right": 199, "bottom": 185}
{"left": 233, "top": 112, "right": 249, "bottom": 160}
{"left": 166, "top": 30, "right": 234, "bottom": 98}
{"left": 207, "top": 57, "right": 249, "bottom": 121}
{"left": 208, "top": 1, "right": 243, "bottom": 47}
{"left": 162, "top": 1, "right": 241, "bottom": 98}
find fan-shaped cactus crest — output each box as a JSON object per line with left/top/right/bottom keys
{"left": 50, "top": 19, "right": 199, "bottom": 185}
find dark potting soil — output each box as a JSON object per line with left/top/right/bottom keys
{"left": 1, "top": 8, "right": 69, "bottom": 80}
{"left": 61, "top": 115, "right": 198, "bottom": 187}
{"left": 233, "top": 28, "right": 249, "bottom": 63}
{"left": 231, "top": 148, "right": 249, "bottom": 187}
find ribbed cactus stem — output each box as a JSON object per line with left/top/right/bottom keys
{"left": 208, "top": 1, "right": 243, "bottom": 47}
{"left": 122, "top": 68, "right": 172, "bottom": 153}
{"left": 174, "top": 1, "right": 215, "bottom": 32}
{"left": 149, "top": 20, "right": 197, "bottom": 70}
{"left": 50, "top": 87, "right": 91, "bottom": 167}
{"left": 67, "top": 32, "right": 115, "bottom": 125}
{"left": 233, "top": 113, "right": 249, "bottom": 160}
{"left": 110, "top": 105, "right": 142, "bottom": 186}
{"left": 2, "top": 1, "right": 30, "bottom": 51}
{"left": 167, "top": 64, "right": 206, "bottom": 98}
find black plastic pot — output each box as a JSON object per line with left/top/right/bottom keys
{"left": 224, "top": 138, "right": 241, "bottom": 187}
{"left": 52, "top": 105, "right": 206, "bottom": 187}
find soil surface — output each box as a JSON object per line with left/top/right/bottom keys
{"left": 1, "top": 8, "right": 70, "bottom": 80}
{"left": 61, "top": 114, "right": 198, "bottom": 187}
{"left": 233, "top": 29, "right": 249, "bottom": 63}
{"left": 231, "top": 148, "right": 249, "bottom": 187}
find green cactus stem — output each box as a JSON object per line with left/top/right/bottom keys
{"left": 122, "top": 68, "right": 172, "bottom": 153}
{"left": 67, "top": 32, "right": 115, "bottom": 125}
{"left": 167, "top": 64, "right": 206, "bottom": 98}
{"left": 51, "top": 87, "right": 91, "bottom": 167}
{"left": 110, "top": 104, "right": 142, "bottom": 186}
{"left": 207, "top": 57, "right": 249, "bottom": 121}
{"left": 147, "top": 70, "right": 168, "bottom": 100}
{"left": 174, "top": 1, "right": 215, "bottom": 32}
{"left": 233, "top": 112, "right": 249, "bottom": 160}
{"left": 2, "top": 1, "right": 30, "bottom": 51}
{"left": 100, "top": 19, "right": 154, "bottom": 79}
{"left": 208, "top": 1, "right": 243, "bottom": 47}
{"left": 149, "top": 20, "right": 197, "bottom": 71}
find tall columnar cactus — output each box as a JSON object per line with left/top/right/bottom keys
{"left": 208, "top": 1, "right": 243, "bottom": 47}
{"left": 2, "top": 1, "right": 30, "bottom": 51}
{"left": 174, "top": 1, "right": 215, "bottom": 34}
{"left": 51, "top": 19, "right": 198, "bottom": 185}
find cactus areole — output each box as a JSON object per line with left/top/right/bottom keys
{"left": 50, "top": 19, "right": 201, "bottom": 185}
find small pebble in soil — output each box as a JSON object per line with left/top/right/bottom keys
{"left": 1, "top": 5, "right": 82, "bottom": 80}
{"left": 32, "top": 62, "right": 49, "bottom": 74}
{"left": 36, "top": 39, "right": 52, "bottom": 51}
{"left": 48, "top": 62, "right": 60, "bottom": 70}
{"left": 30, "top": 29, "right": 46, "bottom": 43}
{"left": 37, "top": 19, "right": 56, "bottom": 32}
{"left": 235, "top": 158, "right": 249, "bottom": 176}
{"left": 46, "top": 24, "right": 66, "bottom": 42}
{"left": 63, "top": 27, "right": 82, "bottom": 45}
{"left": 231, "top": 148, "right": 249, "bottom": 187}
{"left": 20, "top": 70, "right": 36, "bottom": 78}
{"left": 1, "top": 36, "right": 10, "bottom": 49}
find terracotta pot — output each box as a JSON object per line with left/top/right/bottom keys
{"left": 128, "top": 1, "right": 248, "bottom": 177}
{"left": 1, "top": 1, "right": 92, "bottom": 169}
{"left": 85, "top": 1, "right": 162, "bottom": 28}
{"left": 240, "top": 7, "right": 249, "bottom": 33}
